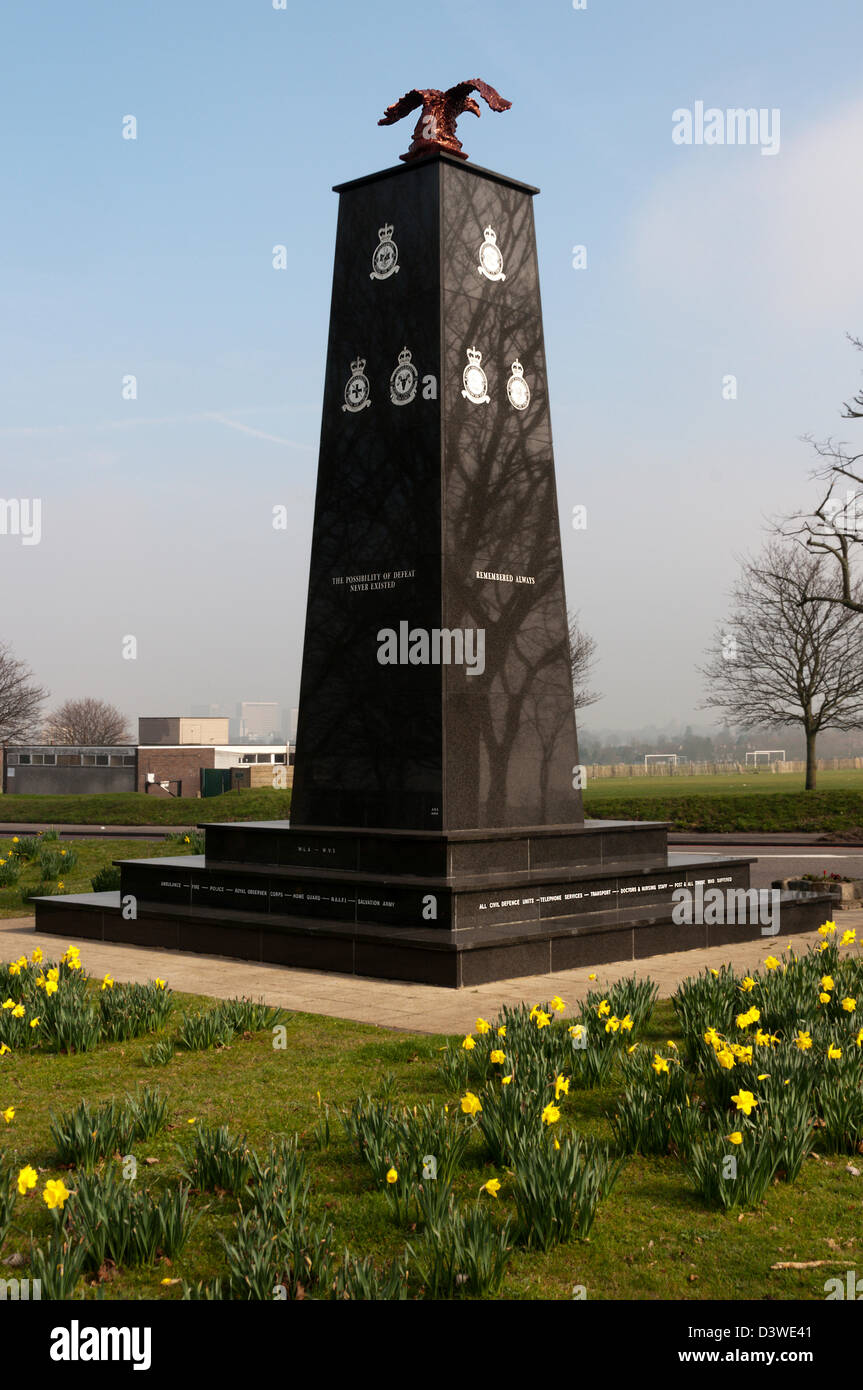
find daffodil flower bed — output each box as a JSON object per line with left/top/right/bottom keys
{"left": 1, "top": 928, "right": 863, "bottom": 1300}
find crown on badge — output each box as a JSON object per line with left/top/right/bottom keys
{"left": 397, "top": 347, "right": 412, "bottom": 366}
{"left": 378, "top": 224, "right": 394, "bottom": 242}
{"left": 483, "top": 226, "right": 497, "bottom": 244}
{"left": 350, "top": 357, "right": 366, "bottom": 374}
{"left": 510, "top": 359, "right": 524, "bottom": 378}
{"left": 466, "top": 345, "right": 482, "bottom": 366}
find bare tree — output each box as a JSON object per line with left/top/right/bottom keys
{"left": 699, "top": 542, "right": 863, "bottom": 790}
{"left": 785, "top": 334, "right": 863, "bottom": 614}
{"left": 0, "top": 643, "right": 48, "bottom": 743}
{"left": 569, "top": 611, "right": 601, "bottom": 711}
{"left": 42, "top": 697, "right": 131, "bottom": 745}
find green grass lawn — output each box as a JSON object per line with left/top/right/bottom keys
{"left": 584, "top": 770, "right": 863, "bottom": 832}
{"left": 0, "top": 836, "right": 189, "bottom": 920}
{"left": 1, "top": 775, "right": 862, "bottom": 833}
{"left": 0, "top": 788, "right": 292, "bottom": 826}
{"left": 585, "top": 770, "right": 863, "bottom": 798}
{"left": 0, "top": 969, "right": 859, "bottom": 1301}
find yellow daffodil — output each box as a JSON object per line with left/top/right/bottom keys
{"left": 501, "top": 1074, "right": 513, "bottom": 1085}
{"left": 855, "top": 1028, "right": 863, "bottom": 1048}
{"left": 549, "top": 995, "right": 566, "bottom": 1013}
{"left": 2, "top": 1106, "right": 14, "bottom": 1124}
{"left": 385, "top": 1167, "right": 398, "bottom": 1184}
{"left": 818, "top": 921, "right": 837, "bottom": 936}
{"left": 475, "top": 1017, "right": 490, "bottom": 1034}
{"left": 740, "top": 977, "right": 756, "bottom": 993}
{"left": 541, "top": 1102, "right": 561, "bottom": 1125}
{"left": 0, "top": 1044, "right": 10, "bottom": 1056}
{"left": 17, "top": 1165, "right": 37, "bottom": 1195}
{"left": 620, "top": 1014, "right": 634, "bottom": 1032}
{"left": 31, "top": 948, "right": 43, "bottom": 963}
{"left": 827, "top": 1044, "right": 842, "bottom": 1060}
{"left": 596, "top": 1000, "right": 611, "bottom": 1018}
{"left": 461, "top": 1091, "right": 482, "bottom": 1116}
{"left": 757, "top": 1073, "right": 770, "bottom": 1081}
{"left": 489, "top": 1049, "right": 506, "bottom": 1065}
{"left": 481, "top": 1177, "right": 501, "bottom": 1198}
{"left": 755, "top": 1030, "right": 770, "bottom": 1046}
{"left": 533, "top": 1010, "right": 551, "bottom": 1029}
{"left": 1, "top": 999, "right": 14, "bottom": 1011}
{"left": 731, "top": 1090, "right": 758, "bottom": 1116}
{"left": 101, "top": 974, "right": 114, "bottom": 991}
{"left": 819, "top": 992, "right": 832, "bottom": 1005}
{"left": 568, "top": 1024, "right": 584, "bottom": 1039}
{"left": 554, "top": 1074, "right": 570, "bottom": 1100}
{"left": 604, "top": 1015, "right": 620, "bottom": 1033}
{"left": 817, "top": 941, "right": 829, "bottom": 953}
{"left": 11, "top": 1005, "right": 24, "bottom": 1019}
{"left": 795, "top": 1031, "right": 813, "bottom": 1051}
{"left": 840, "top": 929, "right": 856, "bottom": 946}
{"left": 841, "top": 997, "right": 857, "bottom": 1013}
{"left": 821, "top": 975, "right": 835, "bottom": 991}
{"left": 47, "top": 968, "right": 59, "bottom": 982}
{"left": 727, "top": 1131, "right": 743, "bottom": 1145}
{"left": 652, "top": 1054, "right": 669, "bottom": 1075}
{"left": 155, "top": 978, "right": 166, "bottom": 990}
{"left": 764, "top": 956, "right": 780, "bottom": 971}
{"left": 709, "top": 968, "right": 719, "bottom": 977}
{"left": 29, "top": 1017, "right": 39, "bottom": 1029}
{"left": 496, "top": 1025, "right": 506, "bottom": 1037}
{"left": 588, "top": 973, "right": 597, "bottom": 981}
{"left": 703, "top": 1027, "right": 721, "bottom": 1048}
{"left": 716, "top": 1049, "right": 735, "bottom": 1070}
{"left": 43, "top": 1178, "right": 70, "bottom": 1210}
{"left": 8, "top": 964, "right": 20, "bottom": 978}
{"left": 461, "top": 1035, "right": 476, "bottom": 1051}
{"left": 45, "top": 980, "right": 58, "bottom": 996}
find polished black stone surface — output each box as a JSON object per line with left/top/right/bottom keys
{"left": 34, "top": 886, "right": 835, "bottom": 989}
{"left": 30, "top": 156, "right": 791, "bottom": 987}
{"left": 291, "top": 153, "right": 580, "bottom": 834}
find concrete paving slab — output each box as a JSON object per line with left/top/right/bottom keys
{"left": 4, "top": 908, "right": 860, "bottom": 1035}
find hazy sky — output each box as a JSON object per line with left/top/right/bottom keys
{"left": 2, "top": 0, "right": 862, "bottom": 737}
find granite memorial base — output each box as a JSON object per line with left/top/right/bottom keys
{"left": 33, "top": 818, "right": 833, "bottom": 988}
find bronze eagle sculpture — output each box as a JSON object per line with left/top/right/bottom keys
{"left": 378, "top": 80, "right": 512, "bottom": 162}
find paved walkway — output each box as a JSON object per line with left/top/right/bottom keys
{"left": 4, "top": 909, "right": 860, "bottom": 1035}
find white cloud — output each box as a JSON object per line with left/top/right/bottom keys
{"left": 631, "top": 97, "right": 863, "bottom": 322}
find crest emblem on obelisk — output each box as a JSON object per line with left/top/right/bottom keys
{"left": 477, "top": 226, "right": 506, "bottom": 282}
{"left": 390, "top": 347, "right": 418, "bottom": 405}
{"left": 506, "top": 359, "right": 530, "bottom": 411}
{"left": 461, "top": 346, "right": 490, "bottom": 404}
{"left": 342, "top": 358, "right": 371, "bottom": 413}
{"left": 378, "top": 79, "right": 511, "bottom": 162}
{"left": 370, "top": 224, "right": 400, "bottom": 280}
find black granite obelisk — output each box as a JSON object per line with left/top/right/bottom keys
{"left": 36, "top": 151, "right": 831, "bottom": 984}
{"left": 291, "top": 152, "right": 582, "bottom": 836}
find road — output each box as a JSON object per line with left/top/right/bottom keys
{"left": 675, "top": 843, "right": 863, "bottom": 890}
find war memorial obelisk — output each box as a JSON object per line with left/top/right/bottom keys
{"left": 34, "top": 82, "right": 830, "bottom": 982}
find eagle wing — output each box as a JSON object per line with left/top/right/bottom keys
{"left": 378, "top": 89, "right": 428, "bottom": 126}
{"left": 446, "top": 79, "right": 512, "bottom": 113}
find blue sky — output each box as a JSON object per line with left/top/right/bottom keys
{"left": 2, "top": 0, "right": 863, "bottom": 737}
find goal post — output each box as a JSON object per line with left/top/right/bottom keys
{"left": 644, "top": 753, "right": 679, "bottom": 768}
{"left": 745, "top": 750, "right": 786, "bottom": 766}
